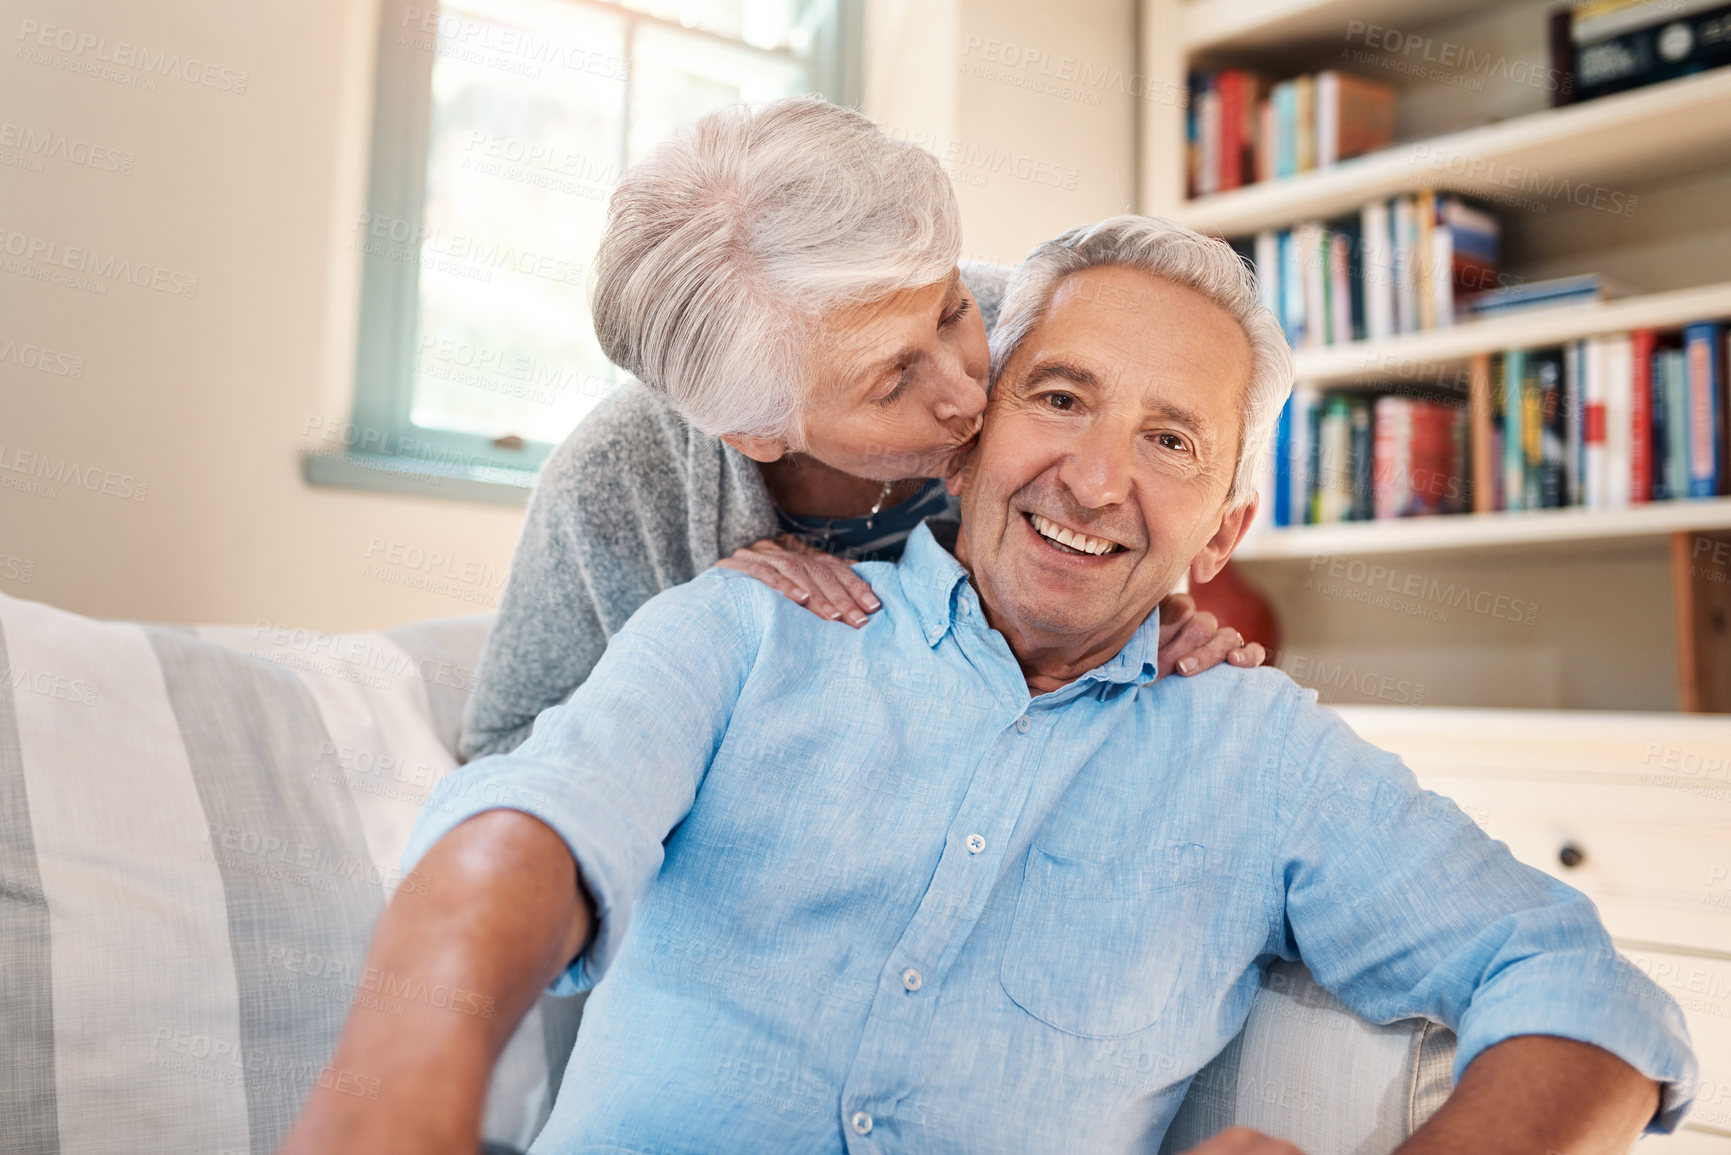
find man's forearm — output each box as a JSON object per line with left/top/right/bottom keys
{"left": 279, "top": 810, "right": 593, "bottom": 1154}
{"left": 1396, "top": 1034, "right": 1661, "bottom": 1155}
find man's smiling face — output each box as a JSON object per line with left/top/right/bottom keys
{"left": 954, "top": 264, "right": 1257, "bottom": 665}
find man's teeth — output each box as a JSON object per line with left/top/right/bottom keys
{"left": 1029, "top": 513, "right": 1120, "bottom": 556}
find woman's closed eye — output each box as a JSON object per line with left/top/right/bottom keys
{"left": 877, "top": 367, "right": 914, "bottom": 406}
{"left": 939, "top": 298, "right": 972, "bottom": 329}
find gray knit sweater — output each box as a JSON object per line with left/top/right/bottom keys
{"left": 458, "top": 264, "right": 1009, "bottom": 761}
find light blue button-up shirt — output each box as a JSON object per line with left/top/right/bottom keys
{"left": 405, "top": 520, "right": 1696, "bottom": 1153}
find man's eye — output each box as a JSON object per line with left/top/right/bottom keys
{"left": 1044, "top": 392, "right": 1075, "bottom": 411}
{"left": 1155, "top": 432, "right": 1189, "bottom": 452}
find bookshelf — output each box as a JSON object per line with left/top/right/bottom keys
{"left": 1145, "top": 0, "right": 1731, "bottom": 722}
{"left": 1291, "top": 280, "right": 1731, "bottom": 388}
{"left": 1237, "top": 496, "right": 1731, "bottom": 559}
{"left": 1174, "top": 68, "right": 1731, "bottom": 235}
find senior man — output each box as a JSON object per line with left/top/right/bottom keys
{"left": 283, "top": 216, "right": 1695, "bottom": 1155}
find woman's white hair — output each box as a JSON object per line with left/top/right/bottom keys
{"left": 989, "top": 215, "right": 1294, "bottom": 508}
{"left": 591, "top": 96, "right": 962, "bottom": 443}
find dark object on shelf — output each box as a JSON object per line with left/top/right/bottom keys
{"left": 1558, "top": 843, "right": 1586, "bottom": 868}
{"left": 1567, "top": 0, "right": 1731, "bottom": 104}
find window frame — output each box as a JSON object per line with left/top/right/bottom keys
{"left": 344, "top": 0, "right": 862, "bottom": 483}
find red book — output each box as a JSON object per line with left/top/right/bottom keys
{"left": 1218, "top": 72, "right": 1243, "bottom": 190}
{"left": 1630, "top": 328, "right": 1655, "bottom": 503}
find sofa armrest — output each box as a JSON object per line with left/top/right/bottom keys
{"left": 1159, "top": 960, "right": 1456, "bottom": 1155}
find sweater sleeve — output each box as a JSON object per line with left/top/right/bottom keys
{"left": 458, "top": 386, "right": 704, "bottom": 762}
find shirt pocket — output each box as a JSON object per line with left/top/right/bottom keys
{"left": 999, "top": 841, "right": 1209, "bottom": 1039}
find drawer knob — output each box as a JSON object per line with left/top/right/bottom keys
{"left": 1558, "top": 844, "right": 1585, "bottom": 869}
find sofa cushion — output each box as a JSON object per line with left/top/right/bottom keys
{"left": 1158, "top": 959, "right": 1456, "bottom": 1154}
{"left": 0, "top": 592, "right": 578, "bottom": 1155}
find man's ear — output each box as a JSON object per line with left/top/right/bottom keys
{"left": 719, "top": 433, "right": 788, "bottom": 463}
{"left": 1188, "top": 494, "right": 1257, "bottom": 585}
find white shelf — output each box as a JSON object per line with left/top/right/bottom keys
{"left": 1173, "top": 70, "right": 1731, "bottom": 236}
{"left": 1181, "top": 0, "right": 1504, "bottom": 54}
{"left": 1293, "top": 281, "right": 1731, "bottom": 385}
{"left": 1236, "top": 498, "right": 1731, "bottom": 560}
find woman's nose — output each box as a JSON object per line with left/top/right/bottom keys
{"left": 932, "top": 358, "right": 988, "bottom": 423}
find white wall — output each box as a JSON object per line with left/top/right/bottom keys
{"left": 0, "top": 0, "right": 1140, "bottom": 632}
{"left": 1, "top": 0, "right": 525, "bottom": 632}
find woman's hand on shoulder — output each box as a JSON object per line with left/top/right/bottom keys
{"left": 715, "top": 535, "right": 882, "bottom": 628}
{"left": 1156, "top": 591, "right": 1266, "bottom": 679}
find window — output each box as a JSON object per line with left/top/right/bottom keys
{"left": 340, "top": 0, "right": 859, "bottom": 489}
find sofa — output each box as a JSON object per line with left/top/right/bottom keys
{"left": 0, "top": 589, "right": 1455, "bottom": 1154}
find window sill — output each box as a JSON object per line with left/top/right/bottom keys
{"left": 301, "top": 450, "right": 534, "bottom": 507}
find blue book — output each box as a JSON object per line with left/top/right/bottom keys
{"left": 1651, "top": 348, "right": 1669, "bottom": 501}
{"left": 1272, "top": 82, "right": 1297, "bottom": 179}
{"left": 1274, "top": 395, "right": 1295, "bottom": 527}
{"left": 1685, "top": 322, "right": 1722, "bottom": 498}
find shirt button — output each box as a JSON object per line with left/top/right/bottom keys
{"left": 851, "top": 1110, "right": 873, "bottom": 1135}
{"left": 902, "top": 967, "right": 923, "bottom": 992}
{"left": 1016, "top": 715, "right": 1031, "bottom": 733}
{"left": 966, "top": 833, "right": 986, "bottom": 854}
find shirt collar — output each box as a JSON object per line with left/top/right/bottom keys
{"left": 896, "top": 518, "right": 1162, "bottom": 688}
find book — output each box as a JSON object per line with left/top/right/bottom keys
{"left": 1462, "top": 273, "right": 1611, "bottom": 318}
{"left": 1651, "top": 342, "right": 1671, "bottom": 501}
{"left": 1584, "top": 337, "right": 1608, "bottom": 508}
{"left": 1272, "top": 81, "right": 1297, "bottom": 179}
{"left": 1279, "top": 229, "right": 1305, "bottom": 347}
{"left": 1504, "top": 348, "right": 1527, "bottom": 511}
{"left": 1254, "top": 230, "right": 1281, "bottom": 317}
{"left": 1294, "top": 75, "right": 1316, "bottom": 173}
{"left": 1565, "top": 340, "right": 1585, "bottom": 506}
{"left": 1685, "top": 322, "right": 1723, "bottom": 497}
{"left": 1393, "top": 195, "right": 1419, "bottom": 335}
{"left": 1349, "top": 397, "right": 1374, "bottom": 520}
{"left": 1469, "top": 352, "right": 1496, "bottom": 513}
{"left": 1603, "top": 332, "right": 1635, "bottom": 508}
{"left": 1630, "top": 329, "right": 1656, "bottom": 503}
{"left": 1316, "top": 393, "right": 1353, "bottom": 522}
{"left": 1535, "top": 351, "right": 1567, "bottom": 508}
{"left": 1361, "top": 200, "right": 1395, "bottom": 341}
{"left": 1273, "top": 393, "right": 1296, "bottom": 527}
{"left": 1314, "top": 71, "right": 1397, "bottom": 166}
{"left": 1664, "top": 348, "right": 1688, "bottom": 502}
{"left": 1198, "top": 82, "right": 1221, "bottom": 196}
{"left": 1572, "top": 0, "right": 1731, "bottom": 103}
{"left": 1415, "top": 189, "right": 1437, "bottom": 331}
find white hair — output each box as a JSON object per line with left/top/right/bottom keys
{"left": 591, "top": 97, "right": 962, "bottom": 443}
{"left": 989, "top": 215, "right": 1294, "bottom": 508}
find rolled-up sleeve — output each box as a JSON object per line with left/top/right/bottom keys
{"left": 1272, "top": 692, "right": 1699, "bottom": 1134}
{"left": 401, "top": 571, "right": 761, "bottom": 995}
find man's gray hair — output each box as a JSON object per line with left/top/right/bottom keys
{"left": 592, "top": 97, "right": 963, "bottom": 443}
{"left": 989, "top": 215, "right": 1294, "bottom": 508}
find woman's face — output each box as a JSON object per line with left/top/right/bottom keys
{"left": 734, "top": 270, "right": 991, "bottom": 481}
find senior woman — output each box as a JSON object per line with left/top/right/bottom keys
{"left": 460, "top": 96, "right": 1265, "bottom": 762}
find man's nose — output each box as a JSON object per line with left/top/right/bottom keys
{"left": 1057, "top": 422, "right": 1134, "bottom": 509}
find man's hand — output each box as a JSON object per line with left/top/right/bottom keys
{"left": 1181, "top": 1125, "right": 1306, "bottom": 1154}
{"left": 1157, "top": 591, "right": 1266, "bottom": 678}
{"left": 1395, "top": 1035, "right": 1661, "bottom": 1155}
{"left": 277, "top": 810, "right": 592, "bottom": 1155}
